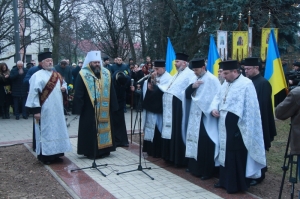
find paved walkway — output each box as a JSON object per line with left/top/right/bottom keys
{"left": 0, "top": 109, "right": 261, "bottom": 199}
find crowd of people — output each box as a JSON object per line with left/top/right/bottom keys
{"left": 1, "top": 50, "right": 299, "bottom": 195}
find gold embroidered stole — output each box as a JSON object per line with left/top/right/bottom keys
{"left": 79, "top": 66, "right": 112, "bottom": 149}
{"left": 39, "top": 71, "right": 62, "bottom": 106}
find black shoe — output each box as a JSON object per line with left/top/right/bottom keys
{"left": 23, "top": 116, "right": 28, "bottom": 119}
{"left": 5, "top": 116, "right": 10, "bottom": 119}
{"left": 201, "top": 176, "right": 211, "bottom": 180}
{"left": 185, "top": 168, "right": 190, "bottom": 172}
{"left": 16, "top": 116, "right": 20, "bottom": 120}
{"left": 250, "top": 179, "right": 259, "bottom": 186}
{"left": 214, "top": 182, "right": 222, "bottom": 188}
{"left": 53, "top": 157, "right": 64, "bottom": 163}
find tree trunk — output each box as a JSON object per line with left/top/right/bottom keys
{"left": 121, "top": 0, "right": 136, "bottom": 62}
{"left": 138, "top": 0, "right": 146, "bottom": 60}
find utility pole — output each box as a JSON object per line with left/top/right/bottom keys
{"left": 13, "top": 0, "right": 21, "bottom": 62}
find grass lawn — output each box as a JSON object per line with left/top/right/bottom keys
{"left": 267, "top": 119, "right": 294, "bottom": 175}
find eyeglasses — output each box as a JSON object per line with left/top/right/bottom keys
{"left": 244, "top": 67, "right": 254, "bottom": 71}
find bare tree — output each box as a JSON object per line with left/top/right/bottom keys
{"left": 24, "top": 0, "right": 81, "bottom": 63}
{"left": 0, "top": 0, "right": 17, "bottom": 61}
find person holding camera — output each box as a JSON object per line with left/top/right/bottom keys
{"left": 275, "top": 86, "right": 300, "bottom": 181}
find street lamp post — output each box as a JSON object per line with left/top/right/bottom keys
{"left": 13, "top": 0, "right": 21, "bottom": 62}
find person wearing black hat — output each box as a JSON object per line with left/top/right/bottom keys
{"left": 244, "top": 57, "right": 277, "bottom": 186}
{"left": 24, "top": 52, "right": 53, "bottom": 152}
{"left": 211, "top": 60, "right": 266, "bottom": 194}
{"left": 184, "top": 58, "right": 221, "bottom": 179}
{"left": 111, "top": 70, "right": 131, "bottom": 147}
{"left": 160, "top": 52, "right": 195, "bottom": 166}
{"left": 25, "top": 51, "right": 72, "bottom": 165}
{"left": 133, "top": 60, "right": 172, "bottom": 158}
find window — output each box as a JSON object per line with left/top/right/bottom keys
{"left": 25, "top": 55, "right": 32, "bottom": 63}
{"left": 44, "top": 48, "right": 49, "bottom": 52}
{"left": 25, "top": 18, "right": 31, "bottom": 28}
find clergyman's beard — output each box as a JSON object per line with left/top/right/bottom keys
{"left": 91, "top": 66, "right": 101, "bottom": 76}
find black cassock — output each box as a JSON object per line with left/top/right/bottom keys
{"left": 111, "top": 71, "right": 130, "bottom": 147}
{"left": 251, "top": 74, "right": 277, "bottom": 150}
{"left": 185, "top": 84, "right": 215, "bottom": 178}
{"left": 250, "top": 74, "right": 277, "bottom": 182}
{"left": 142, "top": 81, "right": 164, "bottom": 158}
{"left": 161, "top": 96, "right": 188, "bottom": 167}
{"left": 73, "top": 74, "right": 118, "bottom": 158}
{"left": 218, "top": 112, "right": 250, "bottom": 194}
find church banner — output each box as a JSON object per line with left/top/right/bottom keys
{"left": 248, "top": 27, "right": 253, "bottom": 57}
{"left": 217, "top": 30, "right": 228, "bottom": 61}
{"left": 232, "top": 31, "right": 248, "bottom": 61}
{"left": 260, "top": 28, "right": 278, "bottom": 62}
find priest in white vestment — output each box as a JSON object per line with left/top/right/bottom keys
{"left": 26, "top": 52, "right": 72, "bottom": 165}
{"left": 185, "top": 58, "right": 221, "bottom": 179}
{"left": 159, "top": 53, "right": 195, "bottom": 166}
{"left": 210, "top": 60, "right": 266, "bottom": 194}
{"left": 140, "top": 60, "right": 171, "bottom": 157}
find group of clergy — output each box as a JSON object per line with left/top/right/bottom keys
{"left": 140, "top": 53, "right": 276, "bottom": 194}
{"left": 25, "top": 49, "right": 276, "bottom": 194}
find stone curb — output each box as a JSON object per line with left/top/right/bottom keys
{"left": 24, "top": 143, "right": 80, "bottom": 199}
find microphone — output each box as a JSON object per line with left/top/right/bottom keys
{"left": 137, "top": 75, "right": 150, "bottom": 83}
{"left": 131, "top": 79, "right": 134, "bottom": 86}
{"left": 137, "top": 70, "right": 154, "bottom": 83}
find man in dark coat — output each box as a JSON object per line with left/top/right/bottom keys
{"left": 73, "top": 51, "right": 118, "bottom": 158}
{"left": 55, "top": 60, "right": 73, "bottom": 86}
{"left": 244, "top": 57, "right": 277, "bottom": 186}
{"left": 111, "top": 70, "right": 130, "bottom": 147}
{"left": 9, "top": 61, "right": 29, "bottom": 120}
{"left": 275, "top": 87, "right": 300, "bottom": 182}
{"left": 72, "top": 60, "right": 83, "bottom": 88}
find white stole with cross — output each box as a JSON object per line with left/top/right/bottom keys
{"left": 160, "top": 67, "right": 195, "bottom": 139}
{"left": 185, "top": 71, "right": 220, "bottom": 164}
{"left": 142, "top": 71, "right": 172, "bottom": 141}
{"left": 210, "top": 75, "right": 266, "bottom": 178}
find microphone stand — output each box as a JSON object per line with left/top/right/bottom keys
{"left": 278, "top": 124, "right": 298, "bottom": 199}
{"left": 117, "top": 85, "right": 154, "bottom": 180}
{"left": 130, "top": 79, "right": 134, "bottom": 144}
{"left": 71, "top": 74, "right": 107, "bottom": 177}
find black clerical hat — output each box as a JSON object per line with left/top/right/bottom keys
{"left": 38, "top": 52, "right": 52, "bottom": 62}
{"left": 154, "top": 60, "right": 165, "bottom": 67}
{"left": 222, "top": 60, "right": 238, "bottom": 70}
{"left": 244, "top": 57, "right": 259, "bottom": 66}
{"left": 218, "top": 61, "right": 224, "bottom": 69}
{"left": 175, "top": 53, "right": 189, "bottom": 61}
{"left": 190, "top": 58, "right": 205, "bottom": 68}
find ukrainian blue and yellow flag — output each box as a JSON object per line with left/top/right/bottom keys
{"left": 166, "top": 37, "right": 177, "bottom": 76}
{"left": 207, "top": 35, "right": 221, "bottom": 77}
{"left": 264, "top": 29, "right": 288, "bottom": 107}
